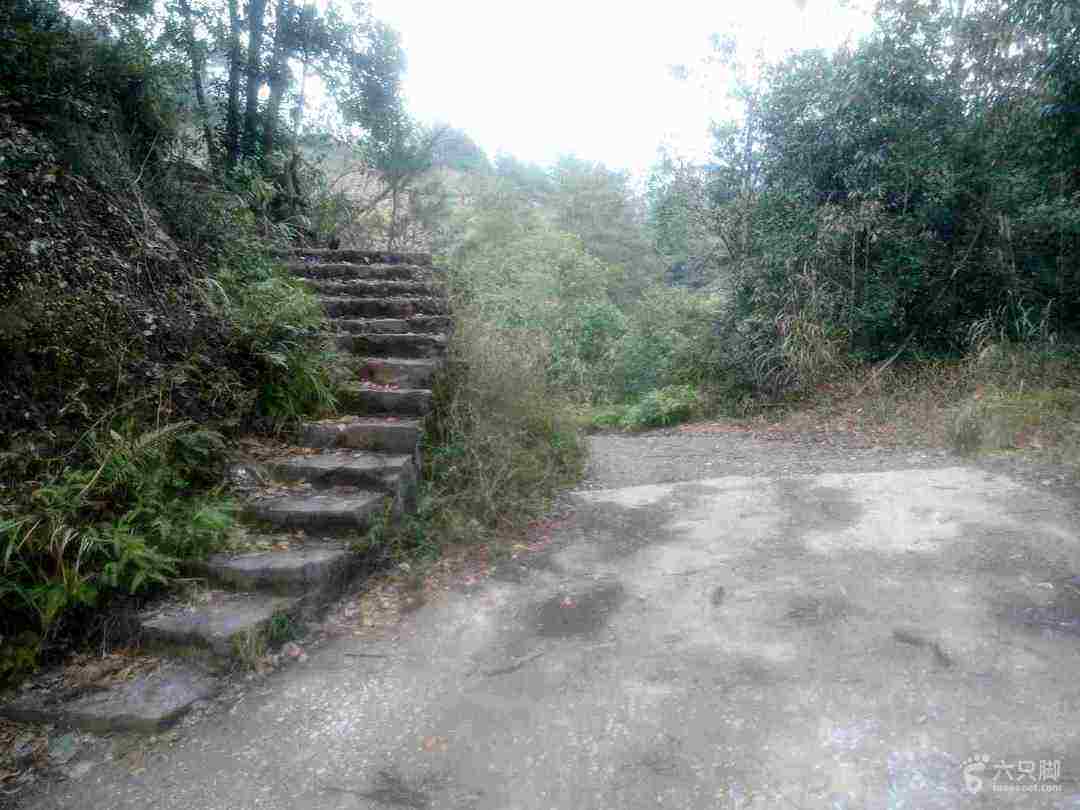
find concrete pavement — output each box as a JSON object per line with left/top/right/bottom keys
{"left": 26, "top": 456, "right": 1080, "bottom": 809}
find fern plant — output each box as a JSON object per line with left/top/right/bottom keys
{"left": 0, "top": 419, "right": 235, "bottom": 653}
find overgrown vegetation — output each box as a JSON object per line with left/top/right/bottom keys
{"left": 429, "top": 0, "right": 1080, "bottom": 454}
{"left": 650, "top": 0, "right": 1080, "bottom": 393}
{"left": 421, "top": 313, "right": 586, "bottom": 539}
{"left": 1, "top": 418, "right": 233, "bottom": 651}
{"left": 439, "top": 157, "right": 738, "bottom": 431}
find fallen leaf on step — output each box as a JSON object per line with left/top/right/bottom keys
{"left": 420, "top": 735, "right": 448, "bottom": 753}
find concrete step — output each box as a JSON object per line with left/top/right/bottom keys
{"left": 299, "top": 416, "right": 422, "bottom": 453}
{"left": 305, "top": 278, "right": 441, "bottom": 298}
{"left": 244, "top": 488, "right": 389, "bottom": 534}
{"left": 331, "top": 316, "right": 451, "bottom": 335}
{"left": 334, "top": 332, "right": 447, "bottom": 359}
{"left": 334, "top": 356, "right": 440, "bottom": 388}
{"left": 286, "top": 261, "right": 431, "bottom": 282}
{"left": 278, "top": 248, "right": 432, "bottom": 266}
{"left": 139, "top": 591, "right": 301, "bottom": 658}
{"left": 337, "top": 384, "right": 433, "bottom": 416}
{"left": 186, "top": 539, "right": 354, "bottom": 598}
{"left": 254, "top": 450, "right": 415, "bottom": 494}
{"left": 320, "top": 296, "right": 447, "bottom": 318}
{"left": 0, "top": 662, "right": 219, "bottom": 733}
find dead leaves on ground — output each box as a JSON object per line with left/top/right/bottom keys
{"left": 61, "top": 652, "right": 159, "bottom": 691}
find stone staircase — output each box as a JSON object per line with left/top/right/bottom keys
{"left": 0, "top": 254, "right": 448, "bottom": 733}
{"left": 136, "top": 248, "right": 448, "bottom": 661}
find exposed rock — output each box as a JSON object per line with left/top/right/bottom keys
{"left": 1, "top": 664, "right": 218, "bottom": 734}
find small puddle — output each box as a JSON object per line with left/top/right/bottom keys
{"left": 535, "top": 581, "right": 625, "bottom": 637}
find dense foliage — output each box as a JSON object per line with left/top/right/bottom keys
{"left": 443, "top": 155, "right": 731, "bottom": 428}
{"left": 651, "top": 0, "right": 1080, "bottom": 392}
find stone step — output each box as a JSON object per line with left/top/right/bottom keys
{"left": 299, "top": 416, "right": 422, "bottom": 454}
{"left": 320, "top": 296, "right": 447, "bottom": 318}
{"left": 286, "top": 261, "right": 431, "bottom": 282}
{"left": 337, "top": 385, "right": 433, "bottom": 416}
{"left": 185, "top": 539, "right": 354, "bottom": 598}
{"left": 305, "top": 278, "right": 441, "bottom": 298}
{"left": 334, "top": 332, "right": 447, "bottom": 359}
{"left": 139, "top": 591, "right": 301, "bottom": 658}
{"left": 331, "top": 316, "right": 451, "bottom": 335}
{"left": 334, "top": 356, "right": 440, "bottom": 388}
{"left": 0, "top": 663, "right": 219, "bottom": 733}
{"left": 277, "top": 248, "right": 432, "bottom": 266}
{"left": 244, "top": 488, "right": 389, "bottom": 534}
{"left": 256, "top": 450, "right": 415, "bottom": 493}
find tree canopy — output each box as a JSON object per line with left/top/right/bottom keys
{"left": 649, "top": 0, "right": 1080, "bottom": 387}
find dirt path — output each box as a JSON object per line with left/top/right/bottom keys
{"left": 21, "top": 428, "right": 1080, "bottom": 809}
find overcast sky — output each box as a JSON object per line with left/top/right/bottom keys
{"left": 367, "top": 0, "right": 873, "bottom": 176}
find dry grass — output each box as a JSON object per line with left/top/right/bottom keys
{"left": 423, "top": 310, "right": 586, "bottom": 539}
{"left": 754, "top": 342, "right": 1080, "bottom": 465}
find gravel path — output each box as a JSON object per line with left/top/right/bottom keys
{"left": 582, "top": 423, "right": 1080, "bottom": 508}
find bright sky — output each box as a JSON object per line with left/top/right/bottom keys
{"left": 368, "top": 0, "right": 873, "bottom": 176}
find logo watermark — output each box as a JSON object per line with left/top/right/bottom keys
{"left": 961, "top": 754, "right": 1062, "bottom": 794}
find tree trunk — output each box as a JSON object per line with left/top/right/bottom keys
{"left": 287, "top": 1, "right": 315, "bottom": 219}
{"left": 241, "top": 0, "right": 268, "bottom": 161}
{"left": 178, "top": 0, "right": 216, "bottom": 167}
{"left": 388, "top": 185, "right": 399, "bottom": 251}
{"left": 224, "top": 0, "right": 242, "bottom": 168}
{"left": 289, "top": 1, "right": 315, "bottom": 140}
{"left": 261, "top": 0, "right": 293, "bottom": 162}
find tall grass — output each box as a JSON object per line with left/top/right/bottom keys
{"left": 0, "top": 417, "right": 235, "bottom": 683}
{"left": 422, "top": 310, "right": 585, "bottom": 540}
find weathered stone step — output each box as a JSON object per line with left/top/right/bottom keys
{"left": 286, "top": 261, "right": 431, "bottom": 282}
{"left": 0, "top": 663, "right": 219, "bottom": 733}
{"left": 256, "top": 450, "right": 415, "bottom": 493}
{"left": 299, "top": 416, "right": 421, "bottom": 454}
{"left": 139, "top": 591, "right": 301, "bottom": 658}
{"left": 331, "top": 315, "right": 451, "bottom": 335}
{"left": 278, "top": 248, "right": 432, "bottom": 266}
{"left": 320, "top": 296, "right": 447, "bottom": 318}
{"left": 335, "top": 356, "right": 440, "bottom": 388}
{"left": 244, "top": 489, "right": 388, "bottom": 534}
{"left": 305, "top": 278, "right": 441, "bottom": 298}
{"left": 186, "top": 539, "right": 354, "bottom": 598}
{"left": 337, "top": 384, "right": 433, "bottom": 416}
{"left": 334, "top": 332, "right": 447, "bottom": 359}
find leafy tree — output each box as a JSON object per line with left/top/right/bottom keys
{"left": 431, "top": 127, "right": 490, "bottom": 173}
{"left": 660, "top": 0, "right": 1080, "bottom": 392}
{"left": 548, "top": 156, "right": 664, "bottom": 303}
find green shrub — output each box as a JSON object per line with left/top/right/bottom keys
{"left": 268, "top": 612, "right": 302, "bottom": 646}
{"left": 203, "top": 252, "right": 337, "bottom": 429}
{"left": 450, "top": 226, "right": 624, "bottom": 396}
{"left": 356, "top": 494, "right": 442, "bottom": 563}
{"left": 606, "top": 287, "right": 724, "bottom": 399}
{"left": 619, "top": 385, "right": 701, "bottom": 429}
{"left": 0, "top": 631, "right": 40, "bottom": 685}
